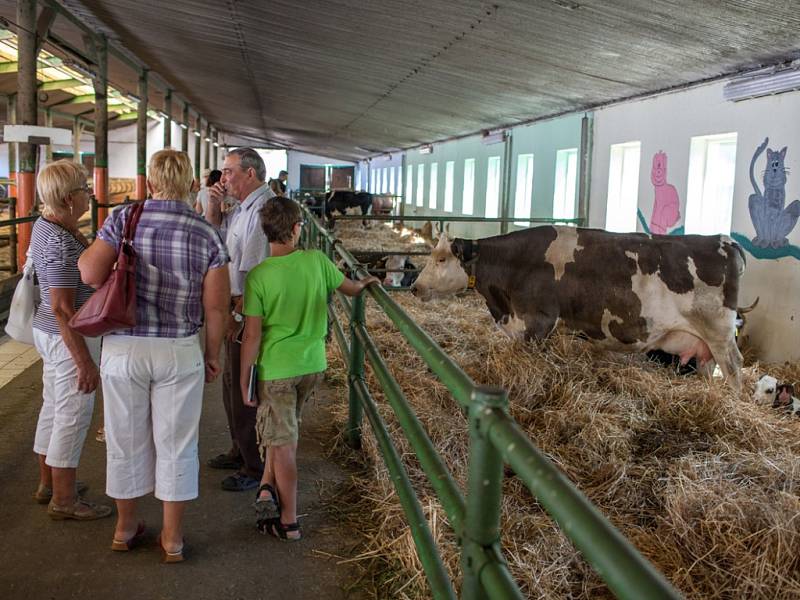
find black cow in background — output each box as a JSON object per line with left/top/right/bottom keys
{"left": 301, "top": 190, "right": 374, "bottom": 228}
{"left": 326, "top": 190, "right": 373, "bottom": 228}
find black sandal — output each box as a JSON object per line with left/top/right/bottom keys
{"left": 253, "top": 483, "right": 281, "bottom": 520}
{"left": 259, "top": 517, "right": 302, "bottom": 541}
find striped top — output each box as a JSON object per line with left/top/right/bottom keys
{"left": 97, "top": 199, "right": 229, "bottom": 338}
{"left": 30, "top": 218, "right": 94, "bottom": 335}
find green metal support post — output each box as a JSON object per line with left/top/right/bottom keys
{"left": 163, "top": 89, "right": 172, "bottom": 148}
{"left": 577, "top": 112, "right": 594, "bottom": 227}
{"left": 194, "top": 117, "right": 201, "bottom": 181}
{"left": 346, "top": 291, "right": 365, "bottom": 449}
{"left": 461, "top": 386, "right": 511, "bottom": 600}
{"left": 181, "top": 103, "right": 189, "bottom": 153}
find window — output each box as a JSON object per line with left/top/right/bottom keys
{"left": 405, "top": 164, "right": 413, "bottom": 204}
{"left": 685, "top": 133, "right": 737, "bottom": 235}
{"left": 382, "top": 168, "right": 388, "bottom": 193}
{"left": 429, "top": 163, "right": 438, "bottom": 209}
{"left": 444, "top": 161, "right": 455, "bottom": 213}
{"left": 389, "top": 166, "right": 396, "bottom": 194}
{"left": 369, "top": 169, "right": 375, "bottom": 193}
{"left": 416, "top": 163, "right": 425, "bottom": 207}
{"left": 553, "top": 148, "right": 578, "bottom": 221}
{"left": 397, "top": 165, "right": 403, "bottom": 197}
{"left": 514, "top": 154, "right": 534, "bottom": 225}
{"left": 462, "top": 158, "right": 475, "bottom": 215}
{"left": 605, "top": 141, "right": 641, "bottom": 232}
{"left": 485, "top": 156, "right": 502, "bottom": 218}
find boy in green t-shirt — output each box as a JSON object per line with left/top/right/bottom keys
{"left": 239, "top": 196, "right": 379, "bottom": 541}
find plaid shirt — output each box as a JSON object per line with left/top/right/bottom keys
{"left": 97, "top": 199, "right": 229, "bottom": 338}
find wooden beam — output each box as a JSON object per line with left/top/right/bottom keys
{"left": 38, "top": 78, "right": 82, "bottom": 91}
{"left": 51, "top": 93, "right": 95, "bottom": 107}
{"left": 113, "top": 111, "right": 138, "bottom": 121}
{"left": 35, "top": 4, "right": 57, "bottom": 54}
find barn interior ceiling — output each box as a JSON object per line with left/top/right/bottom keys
{"left": 1, "top": 0, "right": 800, "bottom": 160}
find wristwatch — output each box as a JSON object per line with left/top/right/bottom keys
{"left": 232, "top": 311, "right": 243, "bottom": 323}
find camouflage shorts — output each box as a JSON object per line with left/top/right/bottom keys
{"left": 256, "top": 372, "right": 323, "bottom": 451}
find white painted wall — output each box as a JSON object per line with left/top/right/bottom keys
{"left": 590, "top": 81, "right": 800, "bottom": 361}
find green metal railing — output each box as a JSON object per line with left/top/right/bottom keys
{"left": 302, "top": 204, "right": 682, "bottom": 600}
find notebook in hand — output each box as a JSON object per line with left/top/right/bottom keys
{"left": 248, "top": 364, "right": 258, "bottom": 405}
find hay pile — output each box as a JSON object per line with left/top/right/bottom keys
{"left": 325, "top": 293, "right": 800, "bottom": 599}
{"left": 333, "top": 219, "right": 430, "bottom": 254}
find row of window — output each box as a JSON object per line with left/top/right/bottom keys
{"left": 367, "top": 132, "right": 739, "bottom": 235}
{"left": 368, "top": 149, "right": 580, "bottom": 221}
{"left": 606, "top": 133, "right": 738, "bottom": 235}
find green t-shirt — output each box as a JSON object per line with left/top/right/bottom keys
{"left": 243, "top": 249, "right": 345, "bottom": 381}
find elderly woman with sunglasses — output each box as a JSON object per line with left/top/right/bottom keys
{"left": 29, "top": 159, "right": 112, "bottom": 521}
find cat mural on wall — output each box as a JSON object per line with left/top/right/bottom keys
{"left": 649, "top": 151, "right": 681, "bottom": 235}
{"left": 749, "top": 137, "right": 800, "bottom": 248}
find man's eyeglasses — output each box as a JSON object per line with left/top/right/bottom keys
{"left": 296, "top": 220, "right": 307, "bottom": 228}
{"left": 70, "top": 184, "right": 92, "bottom": 194}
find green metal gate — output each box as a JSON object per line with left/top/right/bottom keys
{"left": 301, "top": 206, "right": 682, "bottom": 600}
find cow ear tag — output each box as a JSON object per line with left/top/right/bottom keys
{"left": 467, "top": 275, "right": 476, "bottom": 289}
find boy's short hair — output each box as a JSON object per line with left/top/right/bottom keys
{"left": 260, "top": 196, "right": 301, "bottom": 243}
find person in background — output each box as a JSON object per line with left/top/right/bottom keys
{"left": 79, "top": 149, "right": 230, "bottom": 562}
{"left": 205, "top": 147, "right": 275, "bottom": 492}
{"left": 196, "top": 169, "right": 222, "bottom": 215}
{"left": 278, "top": 170, "right": 289, "bottom": 196}
{"left": 240, "top": 196, "right": 378, "bottom": 540}
{"left": 29, "top": 159, "right": 112, "bottom": 521}
{"left": 268, "top": 178, "right": 284, "bottom": 198}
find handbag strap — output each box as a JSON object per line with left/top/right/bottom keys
{"left": 122, "top": 201, "right": 145, "bottom": 246}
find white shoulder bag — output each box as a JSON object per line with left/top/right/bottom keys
{"left": 5, "top": 249, "right": 38, "bottom": 344}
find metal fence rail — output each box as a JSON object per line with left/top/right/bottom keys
{"left": 303, "top": 203, "right": 683, "bottom": 600}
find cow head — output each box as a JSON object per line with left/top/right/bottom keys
{"left": 752, "top": 374, "right": 778, "bottom": 405}
{"left": 410, "top": 234, "right": 468, "bottom": 301}
{"left": 774, "top": 383, "right": 796, "bottom": 409}
{"left": 383, "top": 255, "right": 407, "bottom": 287}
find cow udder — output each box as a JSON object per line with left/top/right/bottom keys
{"left": 650, "top": 331, "right": 713, "bottom": 366}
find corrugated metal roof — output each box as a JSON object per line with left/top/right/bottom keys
{"left": 4, "top": 1, "right": 800, "bottom": 158}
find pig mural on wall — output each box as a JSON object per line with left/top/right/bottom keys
{"left": 748, "top": 137, "right": 800, "bottom": 248}
{"left": 649, "top": 151, "right": 681, "bottom": 235}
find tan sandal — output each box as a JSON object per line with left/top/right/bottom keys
{"left": 157, "top": 534, "right": 185, "bottom": 563}
{"left": 47, "top": 498, "right": 112, "bottom": 521}
{"left": 33, "top": 481, "right": 89, "bottom": 505}
{"left": 111, "top": 521, "right": 146, "bottom": 551}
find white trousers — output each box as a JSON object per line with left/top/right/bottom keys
{"left": 33, "top": 329, "right": 101, "bottom": 468}
{"left": 100, "top": 334, "right": 204, "bottom": 502}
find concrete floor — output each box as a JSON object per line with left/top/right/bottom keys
{"left": 0, "top": 359, "right": 369, "bottom": 600}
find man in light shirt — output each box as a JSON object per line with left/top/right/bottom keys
{"left": 206, "top": 147, "right": 275, "bottom": 491}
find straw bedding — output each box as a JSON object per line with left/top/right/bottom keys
{"left": 324, "top": 289, "right": 800, "bottom": 599}
{"left": 332, "top": 219, "right": 431, "bottom": 254}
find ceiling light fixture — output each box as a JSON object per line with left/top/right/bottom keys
{"left": 723, "top": 62, "right": 800, "bottom": 101}
{"left": 419, "top": 144, "right": 433, "bottom": 155}
{"left": 194, "top": 130, "right": 201, "bottom": 137}
{"left": 179, "top": 123, "right": 188, "bottom": 130}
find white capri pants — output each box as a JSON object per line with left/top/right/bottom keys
{"left": 33, "top": 329, "right": 101, "bottom": 468}
{"left": 100, "top": 334, "right": 204, "bottom": 502}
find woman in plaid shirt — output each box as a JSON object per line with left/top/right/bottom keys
{"left": 79, "top": 149, "right": 230, "bottom": 562}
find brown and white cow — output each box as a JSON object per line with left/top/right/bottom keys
{"left": 411, "top": 226, "right": 747, "bottom": 388}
